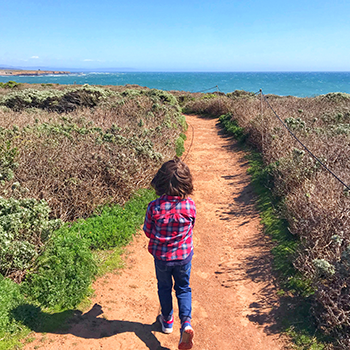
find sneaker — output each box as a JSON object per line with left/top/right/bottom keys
{"left": 158, "top": 314, "right": 174, "bottom": 334}
{"left": 178, "top": 323, "right": 194, "bottom": 350}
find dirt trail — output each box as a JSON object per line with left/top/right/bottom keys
{"left": 24, "top": 115, "right": 286, "bottom": 350}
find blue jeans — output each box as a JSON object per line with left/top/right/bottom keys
{"left": 154, "top": 259, "right": 192, "bottom": 324}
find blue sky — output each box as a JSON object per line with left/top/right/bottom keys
{"left": 0, "top": 0, "right": 349, "bottom": 71}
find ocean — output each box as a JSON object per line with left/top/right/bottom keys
{"left": 1, "top": 72, "right": 350, "bottom": 97}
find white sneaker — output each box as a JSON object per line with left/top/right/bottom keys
{"left": 158, "top": 314, "right": 174, "bottom": 334}
{"left": 178, "top": 324, "right": 194, "bottom": 349}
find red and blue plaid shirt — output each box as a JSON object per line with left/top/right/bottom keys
{"left": 143, "top": 195, "right": 196, "bottom": 262}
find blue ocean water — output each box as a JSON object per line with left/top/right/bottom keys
{"left": 1, "top": 72, "right": 350, "bottom": 97}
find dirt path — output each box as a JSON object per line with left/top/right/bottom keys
{"left": 24, "top": 115, "right": 286, "bottom": 350}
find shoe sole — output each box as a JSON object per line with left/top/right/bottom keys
{"left": 158, "top": 315, "right": 173, "bottom": 334}
{"left": 178, "top": 327, "right": 194, "bottom": 349}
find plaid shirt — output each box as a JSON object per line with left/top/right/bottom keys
{"left": 143, "top": 195, "right": 196, "bottom": 261}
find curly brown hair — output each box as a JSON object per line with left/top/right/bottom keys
{"left": 151, "top": 157, "right": 193, "bottom": 199}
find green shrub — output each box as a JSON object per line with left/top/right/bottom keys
{"left": 201, "top": 94, "right": 217, "bottom": 100}
{"left": 22, "top": 229, "right": 96, "bottom": 308}
{"left": 0, "top": 140, "right": 18, "bottom": 181}
{"left": 226, "top": 90, "right": 256, "bottom": 99}
{"left": 145, "top": 89, "right": 178, "bottom": 106}
{"left": 320, "top": 92, "right": 350, "bottom": 101}
{"left": 219, "top": 113, "right": 246, "bottom": 141}
{"left": 0, "top": 197, "right": 62, "bottom": 279}
{"left": 0, "top": 275, "right": 25, "bottom": 332}
{"left": 175, "top": 134, "right": 186, "bottom": 157}
{"left": 176, "top": 113, "right": 188, "bottom": 130}
{"left": 0, "top": 81, "right": 22, "bottom": 89}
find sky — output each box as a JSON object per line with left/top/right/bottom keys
{"left": 0, "top": 0, "right": 349, "bottom": 72}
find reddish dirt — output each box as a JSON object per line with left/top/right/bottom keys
{"left": 24, "top": 115, "right": 286, "bottom": 350}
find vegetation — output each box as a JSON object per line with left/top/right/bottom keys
{"left": 0, "top": 83, "right": 183, "bottom": 349}
{"left": 182, "top": 91, "right": 350, "bottom": 349}
{"left": 1, "top": 80, "right": 349, "bottom": 348}
{"left": 0, "top": 84, "right": 185, "bottom": 221}
{"left": 0, "top": 81, "right": 22, "bottom": 89}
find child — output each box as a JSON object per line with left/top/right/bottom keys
{"left": 143, "top": 157, "right": 196, "bottom": 350}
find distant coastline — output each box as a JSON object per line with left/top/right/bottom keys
{"left": 1, "top": 72, "right": 350, "bottom": 97}
{"left": 0, "top": 69, "right": 70, "bottom": 76}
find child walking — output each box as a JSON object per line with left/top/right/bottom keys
{"left": 143, "top": 157, "right": 196, "bottom": 350}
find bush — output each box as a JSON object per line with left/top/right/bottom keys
{"left": 0, "top": 85, "right": 115, "bottom": 112}
{"left": 175, "top": 134, "right": 186, "bottom": 157}
{"left": 0, "top": 86, "right": 184, "bottom": 221}
{"left": 0, "top": 188, "right": 156, "bottom": 348}
{"left": 183, "top": 95, "right": 234, "bottom": 117}
{"left": 0, "top": 197, "right": 62, "bottom": 281}
{"left": 0, "top": 140, "right": 18, "bottom": 181}
{"left": 0, "top": 275, "right": 25, "bottom": 333}
{"left": 219, "top": 113, "right": 246, "bottom": 141}
{"left": 227, "top": 90, "right": 256, "bottom": 99}
{"left": 145, "top": 89, "right": 178, "bottom": 106}
{"left": 0, "top": 81, "right": 22, "bottom": 89}
{"left": 22, "top": 228, "right": 97, "bottom": 308}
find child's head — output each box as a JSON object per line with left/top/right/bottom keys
{"left": 151, "top": 157, "right": 193, "bottom": 199}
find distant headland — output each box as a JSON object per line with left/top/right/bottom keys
{"left": 0, "top": 69, "right": 70, "bottom": 76}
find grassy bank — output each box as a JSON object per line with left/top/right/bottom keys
{"left": 0, "top": 188, "right": 156, "bottom": 349}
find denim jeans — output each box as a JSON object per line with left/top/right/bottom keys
{"left": 154, "top": 258, "right": 192, "bottom": 324}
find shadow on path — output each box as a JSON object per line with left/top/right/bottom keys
{"left": 12, "top": 303, "right": 170, "bottom": 350}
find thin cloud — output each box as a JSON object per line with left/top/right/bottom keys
{"left": 83, "top": 59, "right": 104, "bottom": 62}
{"left": 31, "top": 56, "right": 39, "bottom": 59}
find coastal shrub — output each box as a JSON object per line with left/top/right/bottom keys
{"left": 0, "top": 84, "right": 184, "bottom": 299}
{"left": 319, "top": 92, "right": 350, "bottom": 102}
{"left": 175, "top": 94, "right": 195, "bottom": 107}
{"left": 0, "top": 81, "right": 22, "bottom": 89}
{"left": 0, "top": 275, "right": 25, "bottom": 333}
{"left": 0, "top": 197, "right": 62, "bottom": 282}
{"left": 0, "top": 84, "right": 115, "bottom": 112}
{"left": 22, "top": 228, "right": 96, "bottom": 308}
{"left": 175, "top": 135, "right": 185, "bottom": 157}
{"left": 0, "top": 84, "right": 185, "bottom": 347}
{"left": 0, "top": 86, "right": 184, "bottom": 221}
{"left": 226, "top": 90, "right": 256, "bottom": 99}
{"left": 0, "top": 89, "right": 65, "bottom": 111}
{"left": 201, "top": 93, "right": 217, "bottom": 99}
{"left": 145, "top": 89, "right": 178, "bottom": 106}
{"left": 182, "top": 94, "right": 234, "bottom": 117}
{"left": 0, "top": 188, "right": 156, "bottom": 349}
{"left": 218, "top": 113, "right": 246, "bottom": 141}
{"left": 0, "top": 140, "right": 18, "bottom": 181}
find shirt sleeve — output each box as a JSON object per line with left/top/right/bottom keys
{"left": 143, "top": 202, "right": 154, "bottom": 238}
{"left": 192, "top": 204, "right": 196, "bottom": 228}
